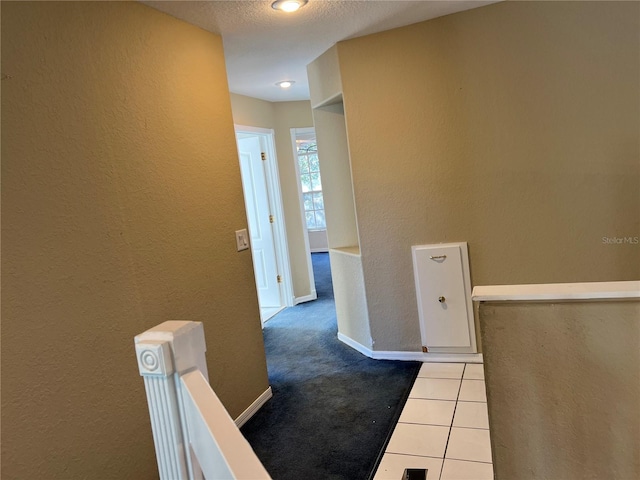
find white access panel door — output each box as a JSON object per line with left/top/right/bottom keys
{"left": 412, "top": 243, "right": 477, "bottom": 353}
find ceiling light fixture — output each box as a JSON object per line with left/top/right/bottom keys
{"left": 271, "top": 0, "right": 308, "bottom": 13}
{"left": 276, "top": 80, "right": 295, "bottom": 89}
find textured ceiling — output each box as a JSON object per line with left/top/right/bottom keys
{"left": 143, "top": 1, "right": 497, "bottom": 102}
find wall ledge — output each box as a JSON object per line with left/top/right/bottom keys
{"left": 472, "top": 280, "right": 640, "bottom": 302}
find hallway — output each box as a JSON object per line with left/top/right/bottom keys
{"left": 241, "top": 253, "right": 420, "bottom": 479}
{"left": 242, "top": 253, "right": 493, "bottom": 479}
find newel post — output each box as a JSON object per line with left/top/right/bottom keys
{"left": 134, "top": 321, "right": 209, "bottom": 480}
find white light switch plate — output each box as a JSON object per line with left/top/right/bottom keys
{"left": 235, "top": 229, "right": 249, "bottom": 251}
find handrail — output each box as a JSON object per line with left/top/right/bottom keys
{"left": 181, "top": 370, "right": 271, "bottom": 479}
{"left": 135, "top": 321, "right": 271, "bottom": 480}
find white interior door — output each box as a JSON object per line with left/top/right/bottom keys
{"left": 237, "top": 136, "right": 283, "bottom": 317}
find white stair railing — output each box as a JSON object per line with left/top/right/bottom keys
{"left": 135, "top": 321, "right": 271, "bottom": 480}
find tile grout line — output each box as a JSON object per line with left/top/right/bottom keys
{"left": 396, "top": 421, "right": 456, "bottom": 427}
{"left": 437, "top": 363, "right": 466, "bottom": 480}
{"left": 449, "top": 424, "right": 489, "bottom": 431}
{"left": 384, "top": 452, "right": 447, "bottom": 460}
{"left": 445, "top": 457, "right": 493, "bottom": 465}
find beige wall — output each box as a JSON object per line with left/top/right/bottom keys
{"left": 479, "top": 300, "right": 640, "bottom": 479}
{"left": 230, "top": 94, "right": 315, "bottom": 300}
{"left": 308, "top": 229, "right": 328, "bottom": 252}
{"left": 231, "top": 93, "right": 275, "bottom": 129}
{"left": 336, "top": 1, "right": 640, "bottom": 351}
{"left": 1, "top": 2, "right": 269, "bottom": 478}
{"left": 313, "top": 102, "right": 360, "bottom": 250}
{"left": 307, "top": 45, "right": 342, "bottom": 108}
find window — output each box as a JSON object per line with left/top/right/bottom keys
{"left": 296, "top": 138, "right": 326, "bottom": 230}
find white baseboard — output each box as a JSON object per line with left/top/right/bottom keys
{"left": 337, "top": 332, "right": 483, "bottom": 363}
{"left": 372, "top": 351, "right": 483, "bottom": 363}
{"left": 337, "top": 332, "right": 373, "bottom": 356}
{"left": 294, "top": 290, "right": 317, "bottom": 305}
{"left": 234, "top": 386, "right": 273, "bottom": 428}
{"left": 310, "top": 248, "right": 329, "bottom": 253}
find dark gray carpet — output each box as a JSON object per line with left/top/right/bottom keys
{"left": 241, "top": 252, "right": 420, "bottom": 480}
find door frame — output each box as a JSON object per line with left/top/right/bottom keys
{"left": 290, "top": 127, "right": 318, "bottom": 303}
{"left": 235, "top": 125, "right": 294, "bottom": 310}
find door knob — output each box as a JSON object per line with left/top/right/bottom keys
{"left": 438, "top": 296, "right": 446, "bottom": 303}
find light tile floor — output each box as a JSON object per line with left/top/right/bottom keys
{"left": 374, "top": 363, "right": 493, "bottom": 480}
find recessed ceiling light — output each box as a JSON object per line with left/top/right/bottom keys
{"left": 276, "top": 80, "right": 295, "bottom": 89}
{"left": 271, "top": 0, "right": 308, "bottom": 13}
